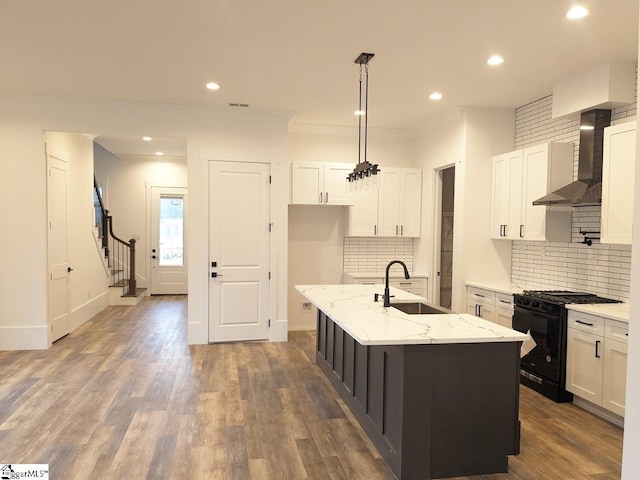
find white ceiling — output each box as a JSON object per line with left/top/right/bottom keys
{"left": 1, "top": 0, "right": 638, "bottom": 156}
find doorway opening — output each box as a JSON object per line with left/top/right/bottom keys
{"left": 436, "top": 166, "right": 455, "bottom": 309}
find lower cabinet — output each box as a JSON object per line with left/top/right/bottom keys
{"left": 467, "top": 286, "right": 514, "bottom": 328}
{"left": 566, "top": 311, "right": 628, "bottom": 417}
{"left": 315, "top": 310, "right": 521, "bottom": 479}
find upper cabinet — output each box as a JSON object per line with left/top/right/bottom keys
{"left": 290, "top": 162, "right": 354, "bottom": 205}
{"left": 490, "top": 142, "right": 573, "bottom": 241}
{"left": 346, "top": 167, "right": 422, "bottom": 237}
{"left": 490, "top": 150, "right": 523, "bottom": 239}
{"left": 378, "top": 168, "right": 422, "bottom": 237}
{"left": 602, "top": 120, "right": 636, "bottom": 245}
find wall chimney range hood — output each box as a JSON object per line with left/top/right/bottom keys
{"left": 533, "top": 109, "right": 611, "bottom": 206}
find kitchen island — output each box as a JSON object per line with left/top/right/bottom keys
{"left": 296, "top": 284, "right": 529, "bottom": 480}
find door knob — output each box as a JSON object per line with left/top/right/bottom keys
{"left": 67, "top": 267, "right": 74, "bottom": 272}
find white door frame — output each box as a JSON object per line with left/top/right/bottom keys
{"left": 145, "top": 184, "right": 189, "bottom": 294}
{"left": 431, "top": 163, "right": 456, "bottom": 307}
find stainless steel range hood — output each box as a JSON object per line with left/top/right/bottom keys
{"left": 533, "top": 109, "right": 611, "bottom": 206}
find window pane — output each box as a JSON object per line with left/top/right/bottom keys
{"left": 159, "top": 196, "right": 184, "bottom": 266}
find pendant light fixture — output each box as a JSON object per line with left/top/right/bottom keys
{"left": 348, "top": 52, "right": 379, "bottom": 185}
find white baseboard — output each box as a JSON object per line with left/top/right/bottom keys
{"left": 572, "top": 396, "right": 625, "bottom": 428}
{"left": 269, "top": 318, "right": 288, "bottom": 342}
{"left": 0, "top": 325, "right": 50, "bottom": 351}
{"left": 71, "top": 292, "right": 109, "bottom": 330}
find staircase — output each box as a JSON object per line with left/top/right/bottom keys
{"left": 94, "top": 178, "right": 146, "bottom": 305}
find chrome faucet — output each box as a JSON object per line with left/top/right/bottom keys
{"left": 383, "top": 260, "right": 410, "bottom": 307}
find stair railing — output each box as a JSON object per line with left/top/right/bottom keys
{"left": 94, "top": 177, "right": 137, "bottom": 296}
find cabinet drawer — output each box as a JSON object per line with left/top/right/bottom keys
{"left": 390, "top": 278, "right": 427, "bottom": 290}
{"left": 568, "top": 312, "right": 605, "bottom": 336}
{"left": 605, "top": 319, "right": 629, "bottom": 344}
{"left": 356, "top": 278, "right": 382, "bottom": 286}
{"left": 496, "top": 293, "right": 514, "bottom": 310}
{"left": 468, "top": 287, "right": 495, "bottom": 305}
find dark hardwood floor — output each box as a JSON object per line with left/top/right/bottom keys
{"left": 0, "top": 296, "right": 623, "bottom": 479}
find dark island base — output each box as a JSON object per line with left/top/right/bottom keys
{"left": 316, "top": 311, "right": 522, "bottom": 480}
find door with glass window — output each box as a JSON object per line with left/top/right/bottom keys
{"left": 150, "top": 187, "right": 188, "bottom": 294}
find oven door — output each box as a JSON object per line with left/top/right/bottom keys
{"left": 512, "top": 306, "right": 562, "bottom": 383}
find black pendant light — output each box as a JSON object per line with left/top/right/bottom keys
{"left": 347, "top": 52, "right": 379, "bottom": 184}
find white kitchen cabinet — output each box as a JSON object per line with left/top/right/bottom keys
{"left": 291, "top": 162, "right": 354, "bottom": 205}
{"left": 602, "top": 339, "right": 628, "bottom": 416}
{"left": 389, "top": 277, "right": 428, "bottom": 297}
{"left": 490, "top": 150, "right": 523, "bottom": 239}
{"left": 602, "top": 120, "right": 636, "bottom": 245}
{"left": 346, "top": 186, "right": 379, "bottom": 236}
{"left": 566, "top": 311, "right": 628, "bottom": 417}
{"left": 490, "top": 143, "right": 573, "bottom": 241}
{"left": 378, "top": 168, "right": 422, "bottom": 237}
{"left": 466, "top": 286, "right": 515, "bottom": 327}
{"left": 566, "top": 327, "right": 605, "bottom": 405}
{"left": 346, "top": 167, "right": 422, "bottom": 237}
{"left": 495, "top": 293, "right": 515, "bottom": 328}
{"left": 467, "top": 287, "right": 497, "bottom": 323}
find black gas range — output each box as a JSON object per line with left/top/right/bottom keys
{"left": 512, "top": 290, "right": 621, "bottom": 402}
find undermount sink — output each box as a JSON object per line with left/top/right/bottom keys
{"left": 391, "top": 302, "right": 452, "bottom": 315}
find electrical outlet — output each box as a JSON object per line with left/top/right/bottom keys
{"left": 302, "top": 302, "right": 312, "bottom": 311}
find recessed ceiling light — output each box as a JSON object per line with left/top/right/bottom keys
{"left": 429, "top": 92, "right": 443, "bottom": 101}
{"left": 155, "top": 151, "right": 164, "bottom": 156}
{"left": 206, "top": 82, "right": 220, "bottom": 90}
{"left": 354, "top": 110, "right": 366, "bottom": 116}
{"left": 487, "top": 55, "right": 504, "bottom": 66}
{"left": 566, "top": 6, "right": 589, "bottom": 19}
{"left": 143, "top": 136, "right": 152, "bottom": 142}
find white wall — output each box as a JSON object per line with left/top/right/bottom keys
{"left": 94, "top": 145, "right": 188, "bottom": 289}
{"left": 621, "top": 7, "right": 640, "bottom": 475}
{"left": 288, "top": 206, "right": 346, "bottom": 330}
{"left": 413, "top": 107, "right": 514, "bottom": 313}
{"left": 287, "top": 126, "right": 415, "bottom": 330}
{"left": 0, "top": 94, "right": 290, "bottom": 348}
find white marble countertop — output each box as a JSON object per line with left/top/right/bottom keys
{"left": 465, "top": 281, "right": 528, "bottom": 295}
{"left": 296, "top": 284, "right": 529, "bottom": 346}
{"left": 566, "top": 302, "right": 630, "bottom": 323}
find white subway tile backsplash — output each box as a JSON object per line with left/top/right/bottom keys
{"left": 343, "top": 237, "right": 414, "bottom": 274}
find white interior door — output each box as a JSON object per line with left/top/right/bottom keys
{"left": 47, "top": 148, "right": 71, "bottom": 342}
{"left": 150, "top": 187, "right": 188, "bottom": 294}
{"left": 209, "top": 161, "right": 270, "bottom": 342}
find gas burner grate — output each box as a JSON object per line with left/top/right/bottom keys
{"left": 521, "top": 290, "right": 621, "bottom": 304}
